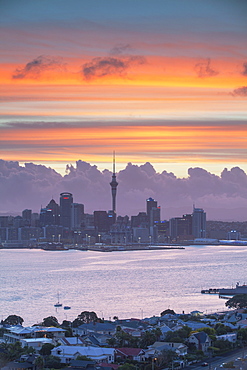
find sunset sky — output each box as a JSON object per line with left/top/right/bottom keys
{"left": 1, "top": 0, "right": 247, "bottom": 177}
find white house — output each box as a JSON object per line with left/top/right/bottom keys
{"left": 51, "top": 345, "right": 115, "bottom": 364}
{"left": 20, "top": 338, "right": 53, "bottom": 352}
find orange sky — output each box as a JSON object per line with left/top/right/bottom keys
{"left": 1, "top": 0, "right": 247, "bottom": 176}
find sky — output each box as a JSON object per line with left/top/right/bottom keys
{"left": 1, "top": 0, "right": 247, "bottom": 220}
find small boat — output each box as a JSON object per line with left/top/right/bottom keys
{"left": 54, "top": 292, "right": 62, "bottom": 307}
{"left": 64, "top": 306, "right": 71, "bottom": 310}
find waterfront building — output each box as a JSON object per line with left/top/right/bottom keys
{"left": 169, "top": 214, "right": 193, "bottom": 241}
{"left": 192, "top": 207, "right": 206, "bottom": 238}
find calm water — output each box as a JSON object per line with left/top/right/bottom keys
{"left": 0, "top": 245, "right": 246, "bottom": 326}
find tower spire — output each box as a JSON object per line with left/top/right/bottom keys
{"left": 110, "top": 151, "right": 118, "bottom": 222}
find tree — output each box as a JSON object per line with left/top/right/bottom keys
{"left": 3, "top": 315, "right": 24, "bottom": 326}
{"left": 225, "top": 294, "right": 247, "bottom": 310}
{"left": 39, "top": 343, "right": 55, "bottom": 356}
{"left": 197, "top": 327, "right": 216, "bottom": 336}
{"left": 139, "top": 328, "right": 161, "bottom": 348}
{"left": 45, "top": 355, "right": 62, "bottom": 369}
{"left": 42, "top": 316, "right": 59, "bottom": 327}
{"left": 72, "top": 311, "right": 98, "bottom": 327}
{"left": 215, "top": 323, "right": 231, "bottom": 336}
{"left": 213, "top": 339, "right": 232, "bottom": 354}
{"left": 157, "top": 349, "right": 178, "bottom": 368}
{"left": 160, "top": 309, "right": 176, "bottom": 316}
{"left": 165, "top": 325, "right": 191, "bottom": 343}
{"left": 237, "top": 328, "right": 247, "bottom": 344}
{"left": 118, "top": 364, "right": 136, "bottom": 370}
{"left": 35, "top": 355, "right": 45, "bottom": 369}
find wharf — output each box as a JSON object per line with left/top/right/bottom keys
{"left": 86, "top": 244, "right": 185, "bottom": 252}
{"left": 201, "top": 283, "right": 247, "bottom": 296}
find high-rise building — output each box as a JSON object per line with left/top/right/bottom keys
{"left": 71, "top": 203, "right": 84, "bottom": 229}
{"left": 192, "top": 207, "right": 206, "bottom": 238}
{"left": 146, "top": 197, "right": 160, "bottom": 227}
{"left": 46, "top": 199, "right": 60, "bottom": 225}
{"left": 22, "top": 209, "right": 32, "bottom": 226}
{"left": 94, "top": 210, "right": 110, "bottom": 232}
{"left": 110, "top": 152, "right": 118, "bottom": 223}
{"left": 60, "top": 192, "right": 73, "bottom": 229}
{"left": 169, "top": 214, "right": 193, "bottom": 241}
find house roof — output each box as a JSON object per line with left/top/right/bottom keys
{"left": 116, "top": 348, "right": 144, "bottom": 356}
{"left": 78, "top": 323, "right": 115, "bottom": 332}
{"left": 52, "top": 345, "right": 115, "bottom": 357}
{"left": 191, "top": 331, "right": 208, "bottom": 343}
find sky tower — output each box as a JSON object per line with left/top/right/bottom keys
{"left": 110, "top": 152, "right": 118, "bottom": 222}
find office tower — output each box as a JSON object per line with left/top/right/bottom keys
{"left": 22, "top": 209, "right": 32, "bottom": 226}
{"left": 60, "top": 192, "right": 73, "bottom": 229}
{"left": 110, "top": 152, "right": 118, "bottom": 223}
{"left": 150, "top": 206, "right": 161, "bottom": 226}
{"left": 169, "top": 214, "right": 193, "bottom": 241}
{"left": 46, "top": 199, "right": 60, "bottom": 225}
{"left": 94, "top": 210, "right": 110, "bottom": 232}
{"left": 40, "top": 207, "right": 53, "bottom": 226}
{"left": 71, "top": 203, "right": 84, "bottom": 229}
{"left": 192, "top": 207, "right": 206, "bottom": 238}
{"left": 146, "top": 197, "right": 160, "bottom": 227}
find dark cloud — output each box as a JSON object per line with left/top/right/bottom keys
{"left": 1, "top": 160, "right": 247, "bottom": 221}
{"left": 232, "top": 86, "right": 247, "bottom": 96}
{"left": 194, "top": 58, "right": 219, "bottom": 78}
{"left": 82, "top": 57, "right": 128, "bottom": 80}
{"left": 241, "top": 62, "right": 247, "bottom": 76}
{"left": 81, "top": 47, "right": 146, "bottom": 81}
{"left": 12, "top": 55, "right": 66, "bottom": 79}
{"left": 109, "top": 44, "right": 132, "bottom": 55}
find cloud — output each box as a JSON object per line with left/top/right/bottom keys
{"left": 82, "top": 57, "right": 128, "bottom": 80}
{"left": 109, "top": 44, "right": 132, "bottom": 55}
{"left": 1, "top": 160, "right": 247, "bottom": 221}
{"left": 241, "top": 62, "right": 247, "bottom": 76}
{"left": 81, "top": 46, "right": 146, "bottom": 80}
{"left": 194, "top": 58, "right": 219, "bottom": 78}
{"left": 12, "top": 55, "right": 66, "bottom": 79}
{"left": 232, "top": 86, "right": 247, "bottom": 97}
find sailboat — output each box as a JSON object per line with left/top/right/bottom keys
{"left": 54, "top": 292, "right": 62, "bottom": 307}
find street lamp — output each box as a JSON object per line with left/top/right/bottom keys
{"left": 138, "top": 237, "right": 141, "bottom": 244}
{"left": 149, "top": 235, "right": 152, "bottom": 245}
{"left": 98, "top": 234, "right": 101, "bottom": 243}
{"left": 88, "top": 235, "right": 91, "bottom": 245}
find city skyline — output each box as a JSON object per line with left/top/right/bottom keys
{"left": 1, "top": 0, "right": 247, "bottom": 178}
{"left": 1, "top": 159, "right": 247, "bottom": 222}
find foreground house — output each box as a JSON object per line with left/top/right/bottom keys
{"left": 51, "top": 345, "right": 115, "bottom": 364}
{"left": 145, "top": 341, "right": 187, "bottom": 358}
{"left": 3, "top": 325, "right": 65, "bottom": 344}
{"left": 188, "top": 331, "right": 212, "bottom": 353}
{"left": 115, "top": 348, "right": 145, "bottom": 362}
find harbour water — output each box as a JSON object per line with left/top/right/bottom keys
{"left": 1, "top": 245, "right": 246, "bottom": 326}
